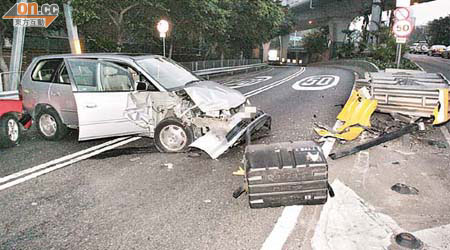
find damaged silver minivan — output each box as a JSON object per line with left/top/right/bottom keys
{"left": 21, "top": 54, "right": 271, "bottom": 158}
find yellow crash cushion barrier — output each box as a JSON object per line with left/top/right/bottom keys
{"left": 432, "top": 89, "right": 449, "bottom": 125}
{"left": 315, "top": 89, "right": 378, "bottom": 141}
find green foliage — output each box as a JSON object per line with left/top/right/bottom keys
{"left": 370, "top": 26, "right": 397, "bottom": 62}
{"left": 366, "top": 57, "right": 419, "bottom": 70}
{"left": 227, "top": 0, "right": 286, "bottom": 57}
{"left": 68, "top": 0, "right": 288, "bottom": 59}
{"left": 427, "top": 15, "right": 450, "bottom": 45}
{"left": 302, "top": 27, "right": 329, "bottom": 55}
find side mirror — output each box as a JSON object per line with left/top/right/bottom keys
{"left": 136, "top": 81, "right": 148, "bottom": 91}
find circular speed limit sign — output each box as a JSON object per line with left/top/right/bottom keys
{"left": 393, "top": 20, "right": 413, "bottom": 37}
{"left": 292, "top": 75, "right": 340, "bottom": 91}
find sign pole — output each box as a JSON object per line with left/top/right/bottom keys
{"left": 396, "top": 43, "right": 402, "bottom": 68}
{"left": 157, "top": 20, "right": 169, "bottom": 58}
{"left": 163, "top": 36, "right": 166, "bottom": 57}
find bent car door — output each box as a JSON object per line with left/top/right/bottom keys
{"left": 66, "top": 58, "right": 148, "bottom": 141}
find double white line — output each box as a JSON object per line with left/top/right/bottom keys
{"left": 244, "top": 67, "right": 305, "bottom": 98}
{"left": 0, "top": 136, "right": 141, "bottom": 191}
{"left": 0, "top": 68, "right": 306, "bottom": 192}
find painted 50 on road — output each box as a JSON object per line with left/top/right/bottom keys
{"left": 292, "top": 75, "right": 340, "bottom": 91}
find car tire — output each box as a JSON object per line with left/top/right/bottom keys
{"left": 36, "top": 108, "right": 68, "bottom": 141}
{"left": 154, "top": 117, "right": 193, "bottom": 153}
{"left": 0, "top": 114, "right": 21, "bottom": 148}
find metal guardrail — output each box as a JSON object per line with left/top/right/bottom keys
{"left": 193, "top": 63, "right": 267, "bottom": 78}
{"left": 311, "top": 59, "right": 380, "bottom": 78}
{"left": 181, "top": 59, "right": 262, "bottom": 72}
{"left": 355, "top": 71, "right": 450, "bottom": 123}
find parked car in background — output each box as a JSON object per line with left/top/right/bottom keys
{"left": 410, "top": 41, "right": 428, "bottom": 54}
{"left": 428, "top": 45, "right": 446, "bottom": 56}
{"left": 21, "top": 54, "right": 271, "bottom": 158}
{"left": 442, "top": 46, "right": 450, "bottom": 59}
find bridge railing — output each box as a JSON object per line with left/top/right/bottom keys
{"left": 180, "top": 59, "right": 262, "bottom": 72}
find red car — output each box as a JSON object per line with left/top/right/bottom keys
{"left": 0, "top": 93, "right": 32, "bottom": 148}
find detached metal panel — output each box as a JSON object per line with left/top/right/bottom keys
{"left": 357, "top": 72, "right": 450, "bottom": 123}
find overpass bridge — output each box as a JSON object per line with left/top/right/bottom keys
{"left": 267, "top": 0, "right": 435, "bottom": 61}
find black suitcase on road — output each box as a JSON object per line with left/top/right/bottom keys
{"left": 245, "top": 141, "right": 329, "bottom": 209}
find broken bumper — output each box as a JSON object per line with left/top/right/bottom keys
{"left": 190, "top": 111, "right": 271, "bottom": 159}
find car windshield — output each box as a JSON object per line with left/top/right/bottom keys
{"left": 136, "top": 57, "right": 200, "bottom": 90}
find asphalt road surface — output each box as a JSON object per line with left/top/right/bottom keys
{"left": 0, "top": 65, "right": 355, "bottom": 249}
{"left": 2, "top": 61, "right": 449, "bottom": 250}
{"left": 406, "top": 53, "right": 450, "bottom": 80}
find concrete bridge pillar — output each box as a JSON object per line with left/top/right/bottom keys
{"left": 328, "top": 17, "right": 352, "bottom": 58}
{"left": 368, "top": 0, "right": 382, "bottom": 44}
{"left": 262, "top": 42, "right": 271, "bottom": 62}
{"left": 280, "top": 35, "right": 290, "bottom": 61}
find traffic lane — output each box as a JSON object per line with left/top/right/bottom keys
{"left": 246, "top": 66, "right": 355, "bottom": 142}
{"left": 0, "top": 66, "right": 298, "bottom": 179}
{"left": 0, "top": 67, "right": 307, "bottom": 250}
{"left": 0, "top": 144, "right": 279, "bottom": 250}
{"left": 406, "top": 53, "right": 450, "bottom": 79}
{"left": 0, "top": 126, "right": 111, "bottom": 178}
{"left": 407, "top": 53, "right": 450, "bottom": 131}
{"left": 216, "top": 66, "right": 302, "bottom": 93}
{"left": 0, "top": 66, "right": 354, "bottom": 250}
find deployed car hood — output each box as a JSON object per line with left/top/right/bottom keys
{"left": 183, "top": 81, "right": 246, "bottom": 112}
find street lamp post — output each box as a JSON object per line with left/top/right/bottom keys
{"left": 157, "top": 20, "right": 169, "bottom": 57}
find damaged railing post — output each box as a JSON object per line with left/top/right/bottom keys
{"left": 329, "top": 123, "right": 420, "bottom": 160}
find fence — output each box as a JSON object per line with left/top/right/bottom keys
{"left": 180, "top": 59, "right": 262, "bottom": 72}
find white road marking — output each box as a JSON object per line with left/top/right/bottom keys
{"left": 245, "top": 68, "right": 306, "bottom": 98}
{"left": 0, "top": 137, "right": 129, "bottom": 184}
{"left": 292, "top": 75, "right": 340, "bottom": 91}
{"left": 0, "top": 68, "right": 306, "bottom": 191}
{"left": 229, "top": 76, "right": 273, "bottom": 89}
{"left": 0, "top": 137, "right": 141, "bottom": 191}
{"left": 260, "top": 206, "right": 303, "bottom": 250}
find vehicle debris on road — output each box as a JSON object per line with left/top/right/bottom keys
{"left": 315, "top": 87, "right": 378, "bottom": 141}
{"left": 236, "top": 141, "right": 333, "bottom": 209}
{"left": 329, "top": 123, "right": 421, "bottom": 160}
{"left": 356, "top": 69, "right": 450, "bottom": 125}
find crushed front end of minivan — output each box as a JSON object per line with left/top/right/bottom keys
{"left": 124, "top": 80, "right": 271, "bottom": 159}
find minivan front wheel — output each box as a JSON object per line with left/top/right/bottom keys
{"left": 155, "top": 118, "right": 193, "bottom": 153}
{"left": 36, "top": 108, "right": 68, "bottom": 141}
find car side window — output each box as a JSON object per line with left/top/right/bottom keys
{"left": 100, "top": 62, "right": 134, "bottom": 91}
{"left": 67, "top": 59, "right": 100, "bottom": 92}
{"left": 32, "top": 59, "right": 62, "bottom": 82}
{"left": 56, "top": 65, "right": 71, "bottom": 85}
{"left": 67, "top": 59, "right": 135, "bottom": 92}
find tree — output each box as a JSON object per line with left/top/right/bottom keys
{"left": 427, "top": 15, "right": 450, "bottom": 45}
{"left": 71, "top": 0, "right": 161, "bottom": 51}
{"left": 302, "top": 27, "right": 329, "bottom": 55}
{"left": 227, "top": 0, "right": 285, "bottom": 57}
{"left": 157, "top": 0, "right": 230, "bottom": 59}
